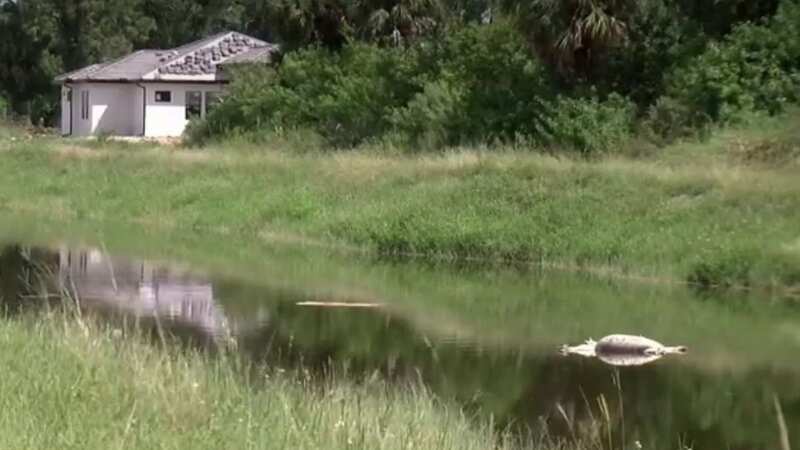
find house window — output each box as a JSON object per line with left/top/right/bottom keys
{"left": 186, "top": 91, "right": 202, "bottom": 120}
{"left": 155, "top": 91, "right": 172, "bottom": 103}
{"left": 80, "top": 91, "right": 89, "bottom": 120}
{"left": 205, "top": 91, "right": 221, "bottom": 114}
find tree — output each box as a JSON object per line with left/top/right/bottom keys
{"left": 259, "top": 0, "right": 347, "bottom": 50}
{"left": 0, "top": 0, "right": 61, "bottom": 121}
{"left": 347, "top": 0, "right": 446, "bottom": 43}
{"left": 261, "top": 0, "right": 453, "bottom": 49}
{"left": 500, "top": 0, "right": 638, "bottom": 79}
{"left": 0, "top": 0, "right": 154, "bottom": 123}
{"left": 142, "top": 0, "right": 245, "bottom": 49}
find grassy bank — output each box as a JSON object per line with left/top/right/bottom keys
{"left": 1, "top": 113, "right": 799, "bottom": 291}
{"left": 0, "top": 309, "right": 544, "bottom": 450}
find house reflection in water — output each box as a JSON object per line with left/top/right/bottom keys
{"left": 58, "top": 247, "right": 232, "bottom": 340}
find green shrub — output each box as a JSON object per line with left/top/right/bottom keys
{"left": 426, "top": 19, "right": 554, "bottom": 143}
{"left": 666, "top": 0, "right": 800, "bottom": 123}
{"left": 0, "top": 94, "right": 7, "bottom": 119}
{"left": 193, "top": 20, "right": 640, "bottom": 153}
{"left": 390, "top": 77, "right": 468, "bottom": 149}
{"left": 643, "top": 96, "right": 710, "bottom": 143}
{"left": 389, "top": 20, "right": 557, "bottom": 148}
{"left": 687, "top": 251, "right": 754, "bottom": 289}
{"left": 195, "top": 21, "right": 561, "bottom": 150}
{"left": 189, "top": 45, "right": 426, "bottom": 148}
{"left": 535, "top": 94, "right": 636, "bottom": 155}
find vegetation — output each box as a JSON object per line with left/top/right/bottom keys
{"left": 186, "top": 0, "right": 800, "bottom": 150}
{"left": 2, "top": 221, "right": 800, "bottom": 450}
{"left": 3, "top": 234, "right": 800, "bottom": 450}
{"left": 2, "top": 0, "right": 800, "bottom": 150}
{"left": 0, "top": 93, "right": 7, "bottom": 119}
{"left": 3, "top": 1, "right": 799, "bottom": 446}
{"left": 1, "top": 110, "right": 799, "bottom": 292}
{"left": 0, "top": 308, "right": 534, "bottom": 450}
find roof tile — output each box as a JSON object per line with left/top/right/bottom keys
{"left": 55, "top": 32, "right": 276, "bottom": 83}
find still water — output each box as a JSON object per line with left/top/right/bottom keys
{"left": 0, "top": 237, "right": 798, "bottom": 450}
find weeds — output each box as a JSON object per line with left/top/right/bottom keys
{"left": 2, "top": 112, "right": 800, "bottom": 294}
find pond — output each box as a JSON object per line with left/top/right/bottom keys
{"left": 1, "top": 230, "right": 798, "bottom": 450}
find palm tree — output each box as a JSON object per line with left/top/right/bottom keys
{"left": 265, "top": 0, "right": 347, "bottom": 50}
{"left": 501, "top": 0, "right": 638, "bottom": 78}
{"left": 348, "top": 0, "right": 445, "bottom": 43}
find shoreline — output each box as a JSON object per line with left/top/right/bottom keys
{"left": 1, "top": 116, "right": 799, "bottom": 294}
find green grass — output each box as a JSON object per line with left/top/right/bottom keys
{"left": 1, "top": 112, "right": 799, "bottom": 292}
{"left": 0, "top": 310, "right": 550, "bottom": 450}
{"left": 1, "top": 234, "right": 798, "bottom": 450}
{"left": 1, "top": 116, "right": 799, "bottom": 449}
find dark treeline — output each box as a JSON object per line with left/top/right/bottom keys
{"left": 0, "top": 0, "right": 279, "bottom": 122}
{"left": 2, "top": 0, "right": 800, "bottom": 151}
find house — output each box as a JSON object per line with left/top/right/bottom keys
{"left": 54, "top": 31, "right": 277, "bottom": 138}
{"left": 58, "top": 247, "right": 232, "bottom": 338}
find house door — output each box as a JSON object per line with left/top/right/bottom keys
{"left": 61, "top": 87, "right": 72, "bottom": 136}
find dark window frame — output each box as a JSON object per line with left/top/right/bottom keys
{"left": 154, "top": 91, "right": 172, "bottom": 103}
{"left": 185, "top": 90, "right": 202, "bottom": 120}
{"left": 80, "top": 91, "right": 90, "bottom": 120}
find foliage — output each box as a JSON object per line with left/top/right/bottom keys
{"left": 498, "top": 0, "right": 640, "bottom": 79}
{"left": 2, "top": 0, "right": 799, "bottom": 147}
{"left": 666, "top": 0, "right": 800, "bottom": 123}
{"left": 0, "top": 310, "right": 527, "bottom": 450}
{"left": 536, "top": 94, "right": 636, "bottom": 154}
{"left": 191, "top": 44, "right": 425, "bottom": 147}
{"left": 194, "top": 21, "right": 565, "bottom": 149}
{"left": 391, "top": 20, "right": 554, "bottom": 148}
{"left": 674, "top": 0, "right": 780, "bottom": 37}
{"left": 389, "top": 77, "right": 467, "bottom": 149}
{"left": 0, "top": 0, "right": 155, "bottom": 123}
{"left": 142, "top": 0, "right": 244, "bottom": 49}
{"left": 595, "top": 0, "right": 707, "bottom": 106}
{"left": 641, "top": 96, "right": 708, "bottom": 143}
{"left": 499, "top": 0, "right": 785, "bottom": 98}
{"left": 5, "top": 112, "right": 800, "bottom": 291}
{"left": 348, "top": 0, "right": 446, "bottom": 42}
{"left": 0, "top": 93, "right": 7, "bottom": 119}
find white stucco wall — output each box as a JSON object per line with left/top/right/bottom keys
{"left": 60, "top": 82, "right": 225, "bottom": 137}
{"left": 64, "top": 83, "right": 138, "bottom": 137}
{"left": 143, "top": 83, "right": 225, "bottom": 137}
{"left": 90, "top": 84, "right": 138, "bottom": 135}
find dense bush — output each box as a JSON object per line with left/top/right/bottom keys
{"left": 189, "top": 44, "right": 426, "bottom": 147}
{"left": 666, "top": 0, "right": 800, "bottom": 123}
{"left": 192, "top": 21, "right": 622, "bottom": 151}
{"left": 596, "top": 0, "right": 708, "bottom": 107}
{"left": 187, "top": 1, "right": 800, "bottom": 153}
{"left": 0, "top": 94, "right": 7, "bottom": 119}
{"left": 391, "top": 20, "right": 554, "bottom": 148}
{"left": 536, "top": 94, "right": 636, "bottom": 154}
{"left": 389, "top": 78, "right": 467, "bottom": 149}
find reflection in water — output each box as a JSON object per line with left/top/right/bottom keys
{"left": 1, "top": 243, "right": 799, "bottom": 450}
{"left": 57, "top": 247, "right": 231, "bottom": 341}
{"left": 561, "top": 335, "right": 688, "bottom": 367}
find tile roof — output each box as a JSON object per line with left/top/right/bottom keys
{"left": 218, "top": 46, "right": 279, "bottom": 65}
{"left": 55, "top": 32, "right": 276, "bottom": 83}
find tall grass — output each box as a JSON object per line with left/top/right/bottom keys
{"left": 0, "top": 308, "right": 541, "bottom": 450}
{"left": 0, "top": 112, "right": 799, "bottom": 291}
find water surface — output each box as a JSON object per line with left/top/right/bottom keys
{"left": 1, "top": 232, "right": 798, "bottom": 450}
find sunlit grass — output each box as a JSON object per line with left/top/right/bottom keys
{"left": 0, "top": 310, "right": 544, "bottom": 450}
{"left": 0, "top": 111, "right": 799, "bottom": 291}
